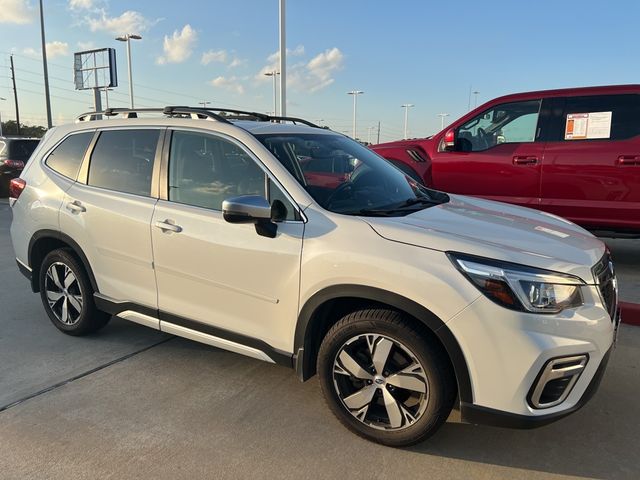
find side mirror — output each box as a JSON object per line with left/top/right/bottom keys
{"left": 222, "top": 195, "right": 278, "bottom": 238}
{"left": 443, "top": 128, "right": 456, "bottom": 151}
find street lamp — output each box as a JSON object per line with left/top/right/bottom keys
{"left": 199, "top": 101, "right": 211, "bottom": 108}
{"left": 347, "top": 90, "right": 364, "bottom": 139}
{"left": 0, "top": 97, "right": 5, "bottom": 136}
{"left": 264, "top": 71, "right": 279, "bottom": 116}
{"left": 401, "top": 104, "right": 414, "bottom": 139}
{"left": 437, "top": 113, "right": 450, "bottom": 130}
{"left": 115, "top": 33, "right": 142, "bottom": 109}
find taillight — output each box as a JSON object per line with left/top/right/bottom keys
{"left": 4, "top": 159, "right": 25, "bottom": 168}
{"left": 9, "top": 178, "right": 26, "bottom": 200}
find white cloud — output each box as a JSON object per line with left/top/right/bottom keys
{"left": 210, "top": 76, "right": 244, "bottom": 95}
{"left": 87, "top": 9, "right": 150, "bottom": 34}
{"left": 156, "top": 24, "right": 197, "bottom": 65}
{"left": 0, "top": 0, "right": 34, "bottom": 24}
{"left": 77, "top": 41, "right": 95, "bottom": 50}
{"left": 256, "top": 46, "right": 343, "bottom": 93}
{"left": 201, "top": 49, "right": 227, "bottom": 65}
{"left": 21, "top": 47, "right": 39, "bottom": 57}
{"left": 68, "top": 0, "right": 94, "bottom": 9}
{"left": 228, "top": 57, "right": 246, "bottom": 69}
{"left": 46, "top": 41, "right": 69, "bottom": 59}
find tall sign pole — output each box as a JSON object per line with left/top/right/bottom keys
{"left": 279, "top": 0, "right": 286, "bottom": 117}
{"left": 39, "top": 0, "right": 52, "bottom": 128}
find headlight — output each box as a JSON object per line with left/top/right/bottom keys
{"left": 448, "top": 253, "right": 585, "bottom": 314}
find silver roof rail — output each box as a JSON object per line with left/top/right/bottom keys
{"left": 75, "top": 106, "right": 232, "bottom": 124}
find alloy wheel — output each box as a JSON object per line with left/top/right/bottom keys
{"left": 332, "top": 333, "right": 429, "bottom": 430}
{"left": 44, "top": 262, "right": 83, "bottom": 326}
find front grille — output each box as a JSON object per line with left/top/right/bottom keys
{"left": 592, "top": 252, "right": 618, "bottom": 320}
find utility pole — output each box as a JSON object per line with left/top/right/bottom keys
{"left": 377, "top": 121, "right": 381, "bottom": 144}
{"left": 10, "top": 55, "right": 20, "bottom": 135}
{"left": 401, "top": 103, "right": 414, "bottom": 139}
{"left": 39, "top": 0, "right": 52, "bottom": 128}
{"left": 279, "top": 0, "right": 286, "bottom": 117}
{"left": 467, "top": 85, "right": 472, "bottom": 111}
{"left": 367, "top": 126, "right": 375, "bottom": 144}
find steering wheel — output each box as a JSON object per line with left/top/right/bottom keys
{"left": 324, "top": 181, "right": 354, "bottom": 209}
{"left": 476, "top": 127, "right": 490, "bottom": 150}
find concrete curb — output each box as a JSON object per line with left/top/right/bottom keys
{"left": 621, "top": 302, "right": 640, "bottom": 327}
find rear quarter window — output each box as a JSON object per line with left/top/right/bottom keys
{"left": 45, "top": 132, "right": 94, "bottom": 180}
{"left": 562, "top": 94, "right": 640, "bottom": 141}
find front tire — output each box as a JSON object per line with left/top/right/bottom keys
{"left": 39, "top": 249, "right": 110, "bottom": 336}
{"left": 317, "top": 309, "right": 456, "bottom": 447}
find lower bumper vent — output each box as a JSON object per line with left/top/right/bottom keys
{"left": 528, "top": 355, "right": 588, "bottom": 409}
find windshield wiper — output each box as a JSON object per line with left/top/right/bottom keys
{"left": 351, "top": 197, "right": 442, "bottom": 217}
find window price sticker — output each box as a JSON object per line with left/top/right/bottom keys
{"left": 565, "top": 111, "right": 612, "bottom": 140}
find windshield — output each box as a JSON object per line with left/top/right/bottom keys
{"left": 255, "top": 133, "right": 448, "bottom": 216}
{"left": 6, "top": 140, "right": 39, "bottom": 161}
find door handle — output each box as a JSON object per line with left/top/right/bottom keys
{"left": 155, "top": 220, "right": 183, "bottom": 233}
{"left": 513, "top": 155, "right": 539, "bottom": 165}
{"left": 617, "top": 155, "right": 640, "bottom": 165}
{"left": 66, "top": 200, "right": 86, "bottom": 213}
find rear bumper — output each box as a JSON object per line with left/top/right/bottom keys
{"left": 460, "top": 346, "right": 611, "bottom": 429}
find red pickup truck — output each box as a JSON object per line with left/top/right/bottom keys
{"left": 371, "top": 85, "right": 640, "bottom": 236}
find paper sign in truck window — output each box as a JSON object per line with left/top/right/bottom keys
{"left": 565, "top": 112, "right": 612, "bottom": 140}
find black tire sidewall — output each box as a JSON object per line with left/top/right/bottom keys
{"left": 318, "top": 311, "right": 454, "bottom": 447}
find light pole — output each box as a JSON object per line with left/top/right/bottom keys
{"left": 347, "top": 90, "right": 364, "bottom": 139}
{"left": 198, "top": 101, "right": 211, "bottom": 108}
{"left": 473, "top": 90, "right": 480, "bottom": 108}
{"left": 401, "top": 103, "right": 414, "bottom": 139}
{"left": 264, "top": 71, "right": 279, "bottom": 116}
{"left": 39, "top": 0, "right": 52, "bottom": 128}
{"left": 437, "top": 113, "right": 450, "bottom": 130}
{"left": 0, "top": 97, "right": 5, "bottom": 136}
{"left": 279, "top": 0, "right": 286, "bottom": 117}
{"left": 103, "top": 87, "right": 113, "bottom": 110}
{"left": 115, "top": 33, "right": 142, "bottom": 109}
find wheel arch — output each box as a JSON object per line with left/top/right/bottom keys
{"left": 294, "top": 284, "right": 473, "bottom": 404}
{"left": 28, "top": 230, "right": 98, "bottom": 293}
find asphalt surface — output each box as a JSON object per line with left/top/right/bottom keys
{"left": 1, "top": 197, "right": 639, "bottom": 479}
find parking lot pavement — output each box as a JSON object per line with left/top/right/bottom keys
{"left": 1, "top": 199, "right": 639, "bottom": 479}
{"left": 0, "top": 199, "right": 171, "bottom": 408}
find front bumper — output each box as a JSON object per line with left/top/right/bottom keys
{"left": 460, "top": 346, "right": 611, "bottom": 428}
{"left": 446, "top": 288, "right": 615, "bottom": 425}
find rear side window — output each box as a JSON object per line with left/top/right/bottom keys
{"left": 88, "top": 129, "right": 159, "bottom": 196}
{"left": 45, "top": 132, "right": 93, "bottom": 180}
{"left": 562, "top": 94, "right": 640, "bottom": 141}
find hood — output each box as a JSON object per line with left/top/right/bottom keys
{"left": 363, "top": 195, "right": 605, "bottom": 282}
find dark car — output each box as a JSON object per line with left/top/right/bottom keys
{"left": 0, "top": 137, "right": 40, "bottom": 196}
{"left": 371, "top": 85, "right": 640, "bottom": 237}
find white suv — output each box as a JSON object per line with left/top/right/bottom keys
{"left": 9, "top": 107, "right": 618, "bottom": 446}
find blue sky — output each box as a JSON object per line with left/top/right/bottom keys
{"left": 1, "top": 0, "right": 639, "bottom": 142}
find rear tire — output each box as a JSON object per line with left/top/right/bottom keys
{"left": 38, "top": 249, "right": 111, "bottom": 336}
{"left": 317, "top": 309, "right": 456, "bottom": 447}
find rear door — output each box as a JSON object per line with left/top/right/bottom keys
{"left": 540, "top": 94, "right": 640, "bottom": 231}
{"left": 430, "top": 99, "right": 544, "bottom": 208}
{"left": 59, "top": 128, "right": 161, "bottom": 310}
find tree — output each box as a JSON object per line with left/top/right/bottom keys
{"left": 1, "top": 120, "right": 47, "bottom": 138}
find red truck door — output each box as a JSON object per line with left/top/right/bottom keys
{"left": 431, "top": 99, "right": 544, "bottom": 208}
{"left": 540, "top": 94, "right": 640, "bottom": 232}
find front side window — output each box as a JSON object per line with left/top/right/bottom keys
{"left": 87, "top": 129, "right": 159, "bottom": 196}
{"left": 168, "top": 131, "right": 267, "bottom": 211}
{"left": 45, "top": 132, "right": 93, "bottom": 180}
{"left": 256, "top": 133, "right": 448, "bottom": 216}
{"left": 456, "top": 100, "right": 541, "bottom": 152}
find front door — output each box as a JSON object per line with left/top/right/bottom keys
{"left": 151, "top": 129, "right": 304, "bottom": 356}
{"left": 431, "top": 99, "right": 544, "bottom": 208}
